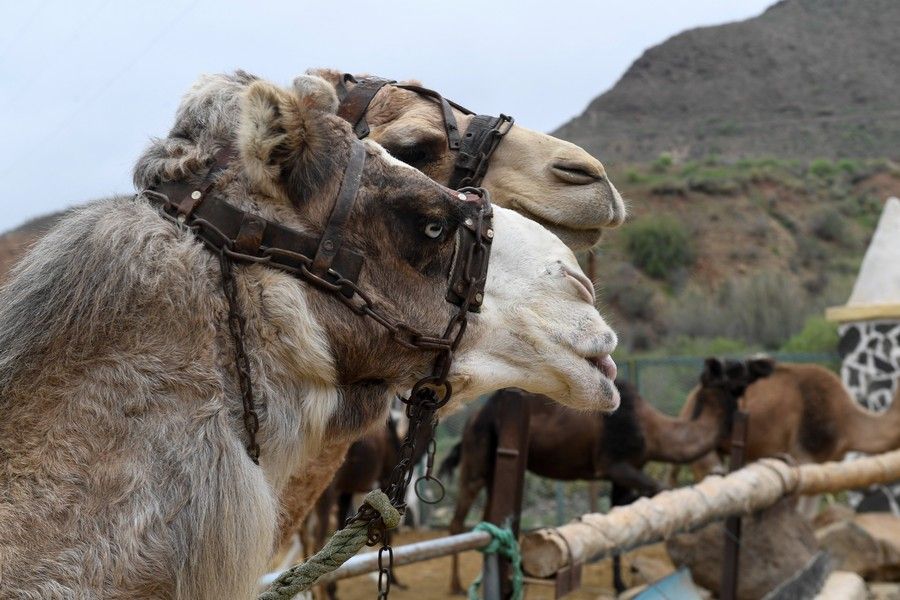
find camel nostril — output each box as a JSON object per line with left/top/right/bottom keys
{"left": 551, "top": 162, "right": 603, "bottom": 185}
{"left": 561, "top": 264, "right": 596, "bottom": 305}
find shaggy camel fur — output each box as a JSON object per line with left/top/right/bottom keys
{"left": 438, "top": 370, "right": 748, "bottom": 595}
{"left": 129, "top": 69, "right": 627, "bottom": 551}
{"left": 0, "top": 70, "right": 627, "bottom": 552}
{"left": 0, "top": 75, "right": 618, "bottom": 599}
{"left": 679, "top": 359, "right": 900, "bottom": 480}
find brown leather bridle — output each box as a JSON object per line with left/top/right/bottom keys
{"left": 144, "top": 140, "right": 493, "bottom": 469}
{"left": 336, "top": 74, "right": 515, "bottom": 190}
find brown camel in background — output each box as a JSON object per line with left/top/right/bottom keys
{"left": 677, "top": 358, "right": 900, "bottom": 480}
{"left": 438, "top": 365, "right": 758, "bottom": 595}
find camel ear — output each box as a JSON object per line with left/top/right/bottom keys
{"left": 747, "top": 357, "right": 775, "bottom": 382}
{"left": 291, "top": 74, "right": 339, "bottom": 114}
{"left": 701, "top": 357, "right": 723, "bottom": 386}
{"left": 237, "top": 77, "right": 337, "bottom": 196}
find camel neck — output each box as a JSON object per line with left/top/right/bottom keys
{"left": 843, "top": 388, "right": 900, "bottom": 455}
{"left": 639, "top": 396, "right": 722, "bottom": 463}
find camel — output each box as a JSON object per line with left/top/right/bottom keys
{"left": 0, "top": 68, "right": 625, "bottom": 286}
{"left": 438, "top": 362, "right": 760, "bottom": 595}
{"left": 677, "top": 358, "right": 900, "bottom": 479}
{"left": 0, "top": 74, "right": 620, "bottom": 599}
{"left": 126, "top": 68, "right": 628, "bottom": 555}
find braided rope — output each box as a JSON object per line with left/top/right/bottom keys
{"left": 258, "top": 491, "right": 400, "bottom": 600}
{"left": 467, "top": 522, "right": 524, "bottom": 600}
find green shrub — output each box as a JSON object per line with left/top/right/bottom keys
{"left": 622, "top": 217, "right": 695, "bottom": 280}
{"left": 652, "top": 152, "right": 674, "bottom": 173}
{"left": 625, "top": 169, "right": 650, "bottom": 184}
{"left": 810, "top": 207, "right": 851, "bottom": 245}
{"left": 780, "top": 316, "right": 839, "bottom": 353}
{"left": 605, "top": 278, "right": 658, "bottom": 320}
{"left": 666, "top": 273, "right": 808, "bottom": 349}
{"left": 809, "top": 158, "right": 837, "bottom": 179}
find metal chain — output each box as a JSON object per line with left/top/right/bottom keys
{"left": 376, "top": 545, "right": 394, "bottom": 599}
{"left": 147, "top": 185, "right": 491, "bottom": 599}
{"left": 219, "top": 250, "right": 261, "bottom": 465}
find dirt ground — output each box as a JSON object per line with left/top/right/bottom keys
{"left": 330, "top": 529, "right": 673, "bottom": 600}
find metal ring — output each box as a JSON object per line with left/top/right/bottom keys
{"left": 414, "top": 474, "right": 446, "bottom": 504}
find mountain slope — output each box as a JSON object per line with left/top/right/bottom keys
{"left": 555, "top": 0, "right": 900, "bottom": 163}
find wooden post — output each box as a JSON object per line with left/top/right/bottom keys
{"left": 588, "top": 482, "right": 599, "bottom": 514}
{"left": 721, "top": 410, "right": 749, "bottom": 600}
{"left": 482, "top": 388, "right": 531, "bottom": 599}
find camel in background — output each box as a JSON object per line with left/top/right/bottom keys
{"left": 438, "top": 362, "right": 763, "bottom": 595}
{"left": 678, "top": 358, "right": 900, "bottom": 479}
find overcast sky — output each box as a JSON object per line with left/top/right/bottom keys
{"left": 0, "top": 0, "right": 773, "bottom": 233}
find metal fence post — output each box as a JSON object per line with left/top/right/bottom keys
{"left": 721, "top": 410, "right": 749, "bottom": 600}
{"left": 483, "top": 388, "right": 531, "bottom": 599}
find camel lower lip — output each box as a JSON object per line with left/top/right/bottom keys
{"left": 588, "top": 354, "right": 617, "bottom": 381}
{"left": 514, "top": 204, "right": 603, "bottom": 236}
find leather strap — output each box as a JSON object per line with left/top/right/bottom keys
{"left": 393, "top": 84, "right": 472, "bottom": 150}
{"left": 336, "top": 75, "right": 512, "bottom": 189}
{"left": 146, "top": 192, "right": 365, "bottom": 291}
{"left": 158, "top": 145, "right": 236, "bottom": 218}
{"left": 447, "top": 114, "right": 514, "bottom": 189}
{"left": 336, "top": 76, "right": 396, "bottom": 138}
{"left": 311, "top": 141, "right": 366, "bottom": 275}
{"left": 445, "top": 189, "right": 493, "bottom": 313}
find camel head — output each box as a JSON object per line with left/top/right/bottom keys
{"left": 310, "top": 69, "right": 627, "bottom": 250}
{"left": 692, "top": 356, "right": 776, "bottom": 433}
{"left": 234, "top": 77, "right": 620, "bottom": 423}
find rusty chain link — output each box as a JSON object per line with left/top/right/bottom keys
{"left": 219, "top": 250, "right": 261, "bottom": 464}
{"left": 146, "top": 178, "right": 492, "bottom": 599}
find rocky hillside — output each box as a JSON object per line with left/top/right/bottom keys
{"left": 556, "top": 0, "right": 900, "bottom": 163}
{"left": 594, "top": 157, "right": 900, "bottom": 354}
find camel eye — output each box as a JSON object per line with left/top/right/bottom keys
{"left": 424, "top": 222, "right": 444, "bottom": 239}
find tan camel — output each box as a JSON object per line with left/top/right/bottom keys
{"left": 677, "top": 358, "right": 900, "bottom": 480}
{"left": 0, "top": 75, "right": 619, "bottom": 599}
{"left": 438, "top": 366, "right": 755, "bottom": 595}
{"left": 126, "top": 69, "right": 627, "bottom": 554}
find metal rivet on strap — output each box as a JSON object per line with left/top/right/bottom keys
{"left": 486, "top": 228, "right": 494, "bottom": 239}
{"left": 464, "top": 218, "right": 474, "bottom": 227}
{"left": 457, "top": 193, "right": 467, "bottom": 201}
{"left": 323, "top": 239, "right": 335, "bottom": 251}
{"left": 191, "top": 190, "right": 202, "bottom": 200}
{"left": 475, "top": 292, "right": 484, "bottom": 303}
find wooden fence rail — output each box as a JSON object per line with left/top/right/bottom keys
{"left": 521, "top": 449, "right": 900, "bottom": 578}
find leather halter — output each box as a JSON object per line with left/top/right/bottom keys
{"left": 144, "top": 141, "right": 493, "bottom": 345}
{"left": 336, "top": 74, "right": 514, "bottom": 189}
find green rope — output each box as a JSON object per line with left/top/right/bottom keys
{"left": 258, "top": 490, "right": 401, "bottom": 600}
{"left": 467, "top": 522, "right": 524, "bottom": 600}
